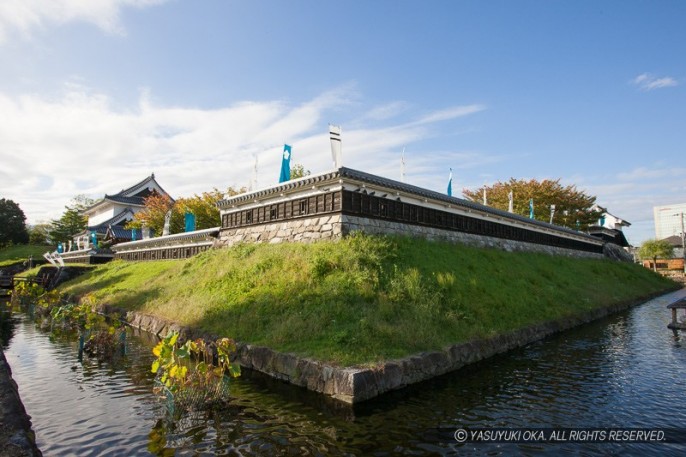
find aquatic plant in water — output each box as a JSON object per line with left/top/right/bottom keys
{"left": 12, "top": 283, "right": 125, "bottom": 360}
{"left": 151, "top": 331, "right": 241, "bottom": 415}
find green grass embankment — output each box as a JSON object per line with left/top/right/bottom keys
{"left": 59, "top": 234, "right": 677, "bottom": 366}
{"left": 0, "top": 245, "right": 50, "bottom": 267}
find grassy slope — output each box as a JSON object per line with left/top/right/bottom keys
{"left": 59, "top": 234, "right": 677, "bottom": 366}
{"left": 0, "top": 245, "right": 50, "bottom": 267}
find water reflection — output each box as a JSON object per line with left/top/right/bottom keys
{"left": 2, "top": 290, "right": 686, "bottom": 456}
{"left": 0, "top": 308, "right": 16, "bottom": 348}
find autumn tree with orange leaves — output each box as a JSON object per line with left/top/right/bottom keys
{"left": 128, "top": 187, "right": 246, "bottom": 236}
{"left": 462, "top": 178, "right": 600, "bottom": 229}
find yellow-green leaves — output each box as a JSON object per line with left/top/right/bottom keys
{"left": 150, "top": 331, "right": 241, "bottom": 410}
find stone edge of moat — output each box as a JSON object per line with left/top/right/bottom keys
{"left": 0, "top": 347, "right": 43, "bottom": 457}
{"left": 100, "top": 286, "right": 683, "bottom": 405}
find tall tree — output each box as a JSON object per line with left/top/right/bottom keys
{"left": 28, "top": 223, "right": 52, "bottom": 245}
{"left": 638, "top": 239, "right": 674, "bottom": 272}
{"left": 47, "top": 195, "right": 95, "bottom": 245}
{"left": 0, "top": 198, "right": 29, "bottom": 247}
{"left": 462, "top": 178, "right": 600, "bottom": 229}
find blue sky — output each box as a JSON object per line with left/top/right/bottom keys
{"left": 0, "top": 0, "right": 684, "bottom": 245}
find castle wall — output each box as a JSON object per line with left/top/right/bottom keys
{"left": 217, "top": 212, "right": 602, "bottom": 259}
{"left": 219, "top": 214, "right": 344, "bottom": 246}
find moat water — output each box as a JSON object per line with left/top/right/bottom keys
{"left": 2, "top": 290, "right": 686, "bottom": 456}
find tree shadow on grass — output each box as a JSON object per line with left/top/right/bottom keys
{"left": 62, "top": 272, "right": 133, "bottom": 298}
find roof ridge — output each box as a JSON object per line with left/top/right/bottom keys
{"left": 112, "top": 174, "right": 157, "bottom": 197}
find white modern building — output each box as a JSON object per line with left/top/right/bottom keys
{"left": 653, "top": 203, "right": 686, "bottom": 240}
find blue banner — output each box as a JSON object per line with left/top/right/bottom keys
{"left": 529, "top": 199, "right": 534, "bottom": 219}
{"left": 447, "top": 169, "right": 453, "bottom": 197}
{"left": 185, "top": 212, "right": 196, "bottom": 232}
{"left": 279, "top": 144, "right": 291, "bottom": 183}
{"left": 90, "top": 231, "right": 98, "bottom": 248}
{"left": 131, "top": 228, "right": 138, "bottom": 241}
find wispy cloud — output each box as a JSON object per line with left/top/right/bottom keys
{"left": 617, "top": 166, "right": 686, "bottom": 181}
{"left": 0, "top": 0, "right": 168, "bottom": 43}
{"left": 0, "top": 84, "right": 487, "bottom": 224}
{"left": 412, "top": 104, "right": 486, "bottom": 126}
{"left": 360, "top": 101, "right": 410, "bottom": 122}
{"left": 631, "top": 73, "right": 679, "bottom": 91}
{"left": 573, "top": 165, "right": 686, "bottom": 245}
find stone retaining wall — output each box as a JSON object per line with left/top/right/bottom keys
{"left": 341, "top": 215, "right": 603, "bottom": 259}
{"left": 218, "top": 213, "right": 605, "bottom": 259}
{"left": 105, "top": 287, "right": 680, "bottom": 404}
{"left": 219, "top": 214, "right": 344, "bottom": 246}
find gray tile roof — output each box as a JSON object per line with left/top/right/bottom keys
{"left": 103, "top": 195, "right": 146, "bottom": 206}
{"left": 113, "top": 173, "right": 162, "bottom": 197}
{"left": 112, "top": 227, "right": 220, "bottom": 251}
{"left": 106, "top": 226, "right": 142, "bottom": 241}
{"left": 82, "top": 174, "right": 173, "bottom": 214}
{"left": 661, "top": 235, "right": 683, "bottom": 246}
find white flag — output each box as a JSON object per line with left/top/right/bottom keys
{"left": 401, "top": 148, "right": 406, "bottom": 182}
{"left": 329, "top": 124, "right": 342, "bottom": 169}
{"left": 162, "top": 209, "right": 172, "bottom": 236}
{"left": 508, "top": 190, "right": 514, "bottom": 213}
{"left": 250, "top": 153, "right": 258, "bottom": 191}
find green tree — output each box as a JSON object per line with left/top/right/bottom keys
{"left": 638, "top": 239, "right": 674, "bottom": 272}
{"left": 462, "top": 178, "right": 600, "bottom": 229}
{"left": 290, "top": 163, "right": 311, "bottom": 180}
{"left": 176, "top": 190, "right": 225, "bottom": 231}
{"left": 48, "top": 195, "right": 95, "bottom": 245}
{"left": 28, "top": 223, "right": 52, "bottom": 245}
{"left": 0, "top": 198, "right": 29, "bottom": 247}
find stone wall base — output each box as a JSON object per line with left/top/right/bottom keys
{"left": 341, "top": 215, "right": 603, "bottom": 259}
{"left": 218, "top": 213, "right": 604, "bottom": 259}
{"left": 219, "top": 214, "right": 343, "bottom": 247}
{"left": 103, "top": 287, "right": 680, "bottom": 404}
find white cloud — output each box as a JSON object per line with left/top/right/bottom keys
{"left": 0, "top": 0, "right": 168, "bottom": 43}
{"left": 631, "top": 73, "right": 679, "bottom": 91}
{"left": 617, "top": 166, "right": 686, "bottom": 181}
{"left": 411, "top": 105, "right": 486, "bottom": 125}
{"left": 0, "top": 84, "right": 487, "bottom": 225}
{"left": 360, "top": 101, "right": 410, "bottom": 121}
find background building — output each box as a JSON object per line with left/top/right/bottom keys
{"left": 653, "top": 203, "right": 686, "bottom": 240}
{"left": 74, "top": 174, "right": 171, "bottom": 250}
